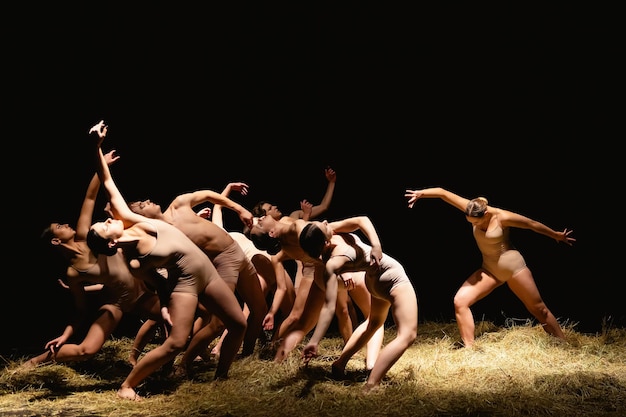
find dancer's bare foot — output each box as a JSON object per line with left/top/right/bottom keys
{"left": 362, "top": 382, "right": 380, "bottom": 395}
{"left": 19, "top": 359, "right": 37, "bottom": 370}
{"left": 117, "top": 387, "right": 142, "bottom": 401}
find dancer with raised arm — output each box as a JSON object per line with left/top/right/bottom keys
{"left": 127, "top": 180, "right": 266, "bottom": 372}
{"left": 87, "top": 121, "right": 246, "bottom": 400}
{"left": 405, "top": 187, "right": 575, "bottom": 348}
{"left": 296, "top": 218, "right": 418, "bottom": 394}
{"left": 23, "top": 122, "right": 163, "bottom": 371}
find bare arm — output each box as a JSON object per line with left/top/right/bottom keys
{"left": 262, "top": 250, "right": 291, "bottom": 330}
{"left": 405, "top": 187, "right": 470, "bottom": 212}
{"left": 211, "top": 182, "right": 250, "bottom": 230}
{"left": 57, "top": 278, "right": 104, "bottom": 292}
{"left": 177, "top": 188, "right": 252, "bottom": 228}
{"left": 91, "top": 121, "right": 144, "bottom": 227}
{"left": 328, "top": 216, "right": 383, "bottom": 265}
{"left": 289, "top": 167, "right": 337, "bottom": 219}
{"left": 300, "top": 200, "right": 313, "bottom": 221}
{"left": 74, "top": 174, "right": 102, "bottom": 240}
{"left": 302, "top": 257, "right": 343, "bottom": 362}
{"left": 498, "top": 209, "right": 576, "bottom": 245}
{"left": 45, "top": 277, "right": 91, "bottom": 351}
{"left": 75, "top": 127, "right": 120, "bottom": 240}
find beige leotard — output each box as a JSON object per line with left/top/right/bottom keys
{"left": 230, "top": 232, "right": 267, "bottom": 259}
{"left": 133, "top": 220, "right": 220, "bottom": 295}
{"left": 330, "top": 233, "right": 411, "bottom": 303}
{"left": 210, "top": 239, "right": 257, "bottom": 286}
{"left": 67, "top": 249, "right": 149, "bottom": 313}
{"left": 472, "top": 224, "right": 527, "bottom": 282}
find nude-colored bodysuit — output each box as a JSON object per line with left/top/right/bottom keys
{"left": 67, "top": 250, "right": 149, "bottom": 313}
{"left": 472, "top": 223, "right": 527, "bottom": 282}
{"left": 210, "top": 239, "right": 257, "bottom": 286}
{"left": 330, "top": 233, "right": 411, "bottom": 303}
{"left": 133, "top": 220, "right": 220, "bottom": 295}
{"left": 230, "top": 232, "right": 267, "bottom": 260}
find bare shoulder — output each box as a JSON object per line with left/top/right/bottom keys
{"left": 280, "top": 216, "right": 297, "bottom": 224}
{"left": 288, "top": 209, "right": 303, "bottom": 219}
{"left": 494, "top": 207, "right": 522, "bottom": 224}
{"left": 490, "top": 206, "right": 504, "bottom": 215}
{"left": 171, "top": 192, "right": 192, "bottom": 207}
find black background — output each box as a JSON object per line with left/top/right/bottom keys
{"left": 3, "top": 4, "right": 620, "bottom": 353}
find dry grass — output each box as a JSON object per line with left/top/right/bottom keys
{"left": 1, "top": 320, "right": 625, "bottom": 417}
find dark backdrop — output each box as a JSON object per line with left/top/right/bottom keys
{"left": 3, "top": 4, "right": 620, "bottom": 354}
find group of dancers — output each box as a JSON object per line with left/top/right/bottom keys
{"left": 23, "top": 120, "right": 575, "bottom": 400}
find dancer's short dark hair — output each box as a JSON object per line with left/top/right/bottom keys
{"left": 247, "top": 228, "right": 282, "bottom": 255}
{"left": 86, "top": 229, "right": 117, "bottom": 256}
{"left": 299, "top": 223, "right": 326, "bottom": 259}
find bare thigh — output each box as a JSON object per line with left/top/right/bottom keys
{"left": 506, "top": 267, "right": 543, "bottom": 307}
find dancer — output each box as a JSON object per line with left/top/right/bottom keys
{"left": 405, "top": 187, "right": 575, "bottom": 347}
{"left": 296, "top": 218, "right": 418, "bottom": 394}
{"left": 250, "top": 168, "right": 359, "bottom": 351}
{"left": 247, "top": 215, "right": 393, "bottom": 370}
{"left": 87, "top": 121, "right": 246, "bottom": 400}
{"left": 23, "top": 123, "right": 163, "bottom": 370}
{"left": 56, "top": 277, "right": 167, "bottom": 367}
{"left": 207, "top": 182, "right": 294, "bottom": 357}
{"left": 127, "top": 180, "right": 266, "bottom": 370}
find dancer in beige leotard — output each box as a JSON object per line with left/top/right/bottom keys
{"left": 249, "top": 168, "right": 359, "bottom": 352}
{"left": 474, "top": 223, "right": 527, "bottom": 281}
{"left": 208, "top": 182, "right": 295, "bottom": 358}
{"left": 22, "top": 124, "right": 163, "bottom": 370}
{"left": 127, "top": 180, "right": 266, "bottom": 371}
{"left": 405, "top": 187, "right": 575, "bottom": 348}
{"left": 247, "top": 215, "right": 389, "bottom": 370}
{"left": 297, "top": 220, "right": 418, "bottom": 394}
{"left": 86, "top": 121, "right": 247, "bottom": 401}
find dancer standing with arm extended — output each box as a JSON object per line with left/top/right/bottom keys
{"left": 404, "top": 187, "right": 575, "bottom": 348}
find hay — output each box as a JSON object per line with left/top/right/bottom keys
{"left": 1, "top": 321, "right": 625, "bottom": 417}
